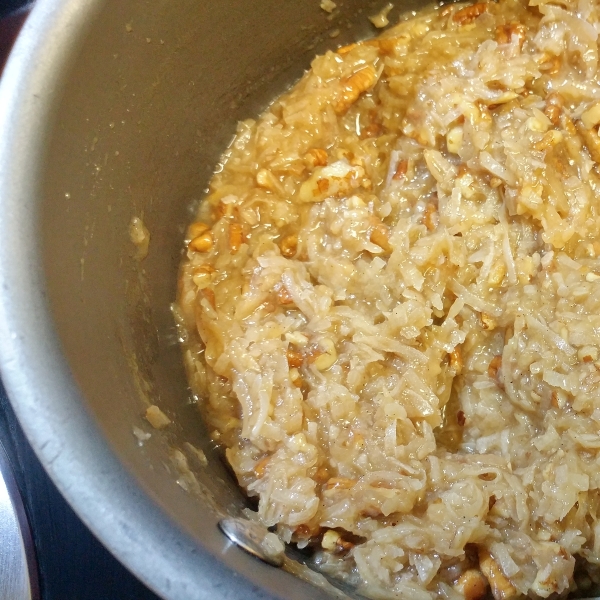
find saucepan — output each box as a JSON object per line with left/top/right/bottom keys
{"left": 0, "top": 0, "right": 416, "bottom": 598}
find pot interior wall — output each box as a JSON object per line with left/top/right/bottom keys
{"left": 40, "top": 0, "right": 425, "bottom": 597}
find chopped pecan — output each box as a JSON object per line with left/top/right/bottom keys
{"left": 229, "top": 222, "right": 243, "bottom": 254}
{"left": 253, "top": 456, "right": 270, "bottom": 478}
{"left": 287, "top": 348, "right": 304, "bottom": 368}
{"left": 456, "top": 568, "right": 489, "bottom": 600}
{"left": 495, "top": 22, "right": 526, "bottom": 48}
{"left": 280, "top": 234, "right": 298, "bottom": 258}
{"left": 335, "top": 66, "right": 378, "bottom": 115}
{"left": 189, "top": 230, "right": 214, "bottom": 253}
{"left": 478, "top": 548, "right": 518, "bottom": 600}
{"left": 450, "top": 347, "right": 463, "bottom": 374}
{"left": 423, "top": 203, "right": 438, "bottom": 231}
{"left": 393, "top": 158, "right": 409, "bottom": 180}
{"left": 488, "top": 355, "right": 502, "bottom": 380}
{"left": 370, "top": 223, "right": 393, "bottom": 253}
{"left": 453, "top": 2, "right": 487, "bottom": 25}
{"left": 304, "top": 148, "right": 328, "bottom": 168}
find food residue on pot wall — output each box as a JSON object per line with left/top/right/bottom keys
{"left": 129, "top": 216, "right": 150, "bottom": 260}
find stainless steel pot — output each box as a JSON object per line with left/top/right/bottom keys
{"left": 0, "top": 1, "right": 422, "bottom": 598}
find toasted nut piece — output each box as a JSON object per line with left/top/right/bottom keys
{"left": 188, "top": 221, "right": 210, "bottom": 238}
{"left": 450, "top": 347, "right": 463, "bottom": 374}
{"left": 533, "top": 130, "right": 563, "bottom": 151}
{"left": 481, "top": 313, "right": 497, "bottom": 331}
{"left": 478, "top": 548, "right": 518, "bottom": 600}
{"left": 324, "top": 477, "right": 357, "bottom": 490}
{"left": 145, "top": 405, "right": 171, "bottom": 430}
{"left": 256, "top": 168, "right": 271, "bottom": 188}
{"left": 322, "top": 530, "right": 340, "bottom": 551}
{"left": 370, "top": 223, "right": 393, "bottom": 253}
{"left": 563, "top": 114, "right": 577, "bottom": 136}
{"left": 295, "top": 523, "right": 321, "bottom": 538}
{"left": 393, "top": 158, "right": 408, "bottom": 180}
{"left": 314, "top": 466, "right": 330, "bottom": 483}
{"left": 485, "top": 91, "right": 518, "bottom": 108}
{"left": 453, "top": 2, "right": 487, "bottom": 25}
{"left": 321, "top": 529, "right": 354, "bottom": 553}
{"left": 287, "top": 348, "right": 304, "bottom": 368}
{"left": 192, "top": 271, "right": 211, "bottom": 289}
{"left": 312, "top": 338, "right": 338, "bottom": 371}
{"left": 280, "top": 234, "right": 298, "bottom": 258}
{"left": 277, "top": 286, "right": 294, "bottom": 305}
{"left": 189, "top": 230, "right": 214, "bottom": 253}
{"left": 539, "top": 54, "right": 561, "bottom": 75}
{"left": 361, "top": 123, "right": 382, "bottom": 139}
{"left": 495, "top": 22, "right": 526, "bottom": 48}
{"left": 579, "top": 346, "right": 598, "bottom": 362}
{"left": 305, "top": 148, "right": 328, "bottom": 168}
{"left": 582, "top": 103, "right": 600, "bottom": 129}
{"left": 488, "top": 355, "right": 502, "bottom": 380}
{"left": 423, "top": 203, "right": 438, "bottom": 231}
{"left": 544, "top": 103, "right": 561, "bottom": 126}
{"left": 456, "top": 569, "right": 489, "bottom": 600}
{"left": 256, "top": 168, "right": 283, "bottom": 193}
{"left": 216, "top": 199, "right": 235, "bottom": 218}
{"left": 494, "top": 24, "right": 509, "bottom": 44}
{"left": 488, "top": 262, "right": 506, "bottom": 287}
{"left": 335, "top": 66, "right": 378, "bottom": 115}
{"left": 446, "top": 126, "right": 463, "bottom": 154}
{"left": 192, "top": 265, "right": 214, "bottom": 290}
{"left": 298, "top": 160, "right": 356, "bottom": 203}
{"left": 378, "top": 35, "right": 410, "bottom": 54}
{"left": 577, "top": 121, "right": 600, "bottom": 163}
{"left": 289, "top": 367, "right": 303, "bottom": 387}
{"left": 317, "top": 178, "right": 330, "bottom": 194}
{"left": 202, "top": 288, "right": 216, "bottom": 310}
{"left": 229, "top": 222, "right": 243, "bottom": 254}
{"left": 253, "top": 456, "right": 270, "bottom": 478}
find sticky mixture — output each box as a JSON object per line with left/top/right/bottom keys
{"left": 177, "top": 0, "right": 600, "bottom": 597}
